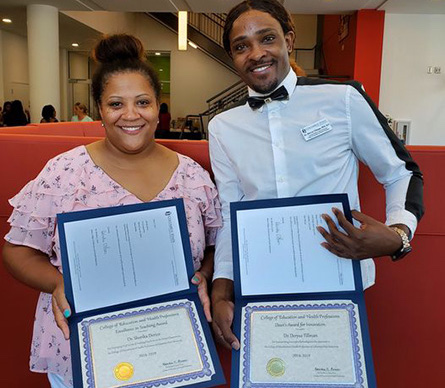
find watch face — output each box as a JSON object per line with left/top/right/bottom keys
{"left": 392, "top": 246, "right": 412, "bottom": 261}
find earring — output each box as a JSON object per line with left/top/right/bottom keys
{"left": 101, "top": 122, "right": 105, "bottom": 127}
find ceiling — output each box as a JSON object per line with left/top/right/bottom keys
{"left": 0, "top": 0, "right": 444, "bottom": 14}
{"left": 0, "top": 6, "right": 101, "bottom": 50}
{"left": 0, "top": 0, "right": 444, "bottom": 50}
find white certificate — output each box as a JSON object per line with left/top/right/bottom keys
{"left": 235, "top": 202, "right": 355, "bottom": 295}
{"left": 79, "top": 299, "right": 215, "bottom": 388}
{"left": 239, "top": 300, "right": 368, "bottom": 388}
{"left": 63, "top": 205, "right": 189, "bottom": 313}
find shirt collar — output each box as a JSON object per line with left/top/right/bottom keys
{"left": 247, "top": 68, "right": 297, "bottom": 99}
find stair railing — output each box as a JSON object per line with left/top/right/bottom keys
{"left": 189, "top": 13, "right": 226, "bottom": 47}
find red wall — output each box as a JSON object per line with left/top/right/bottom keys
{"left": 0, "top": 130, "right": 444, "bottom": 388}
{"left": 353, "top": 10, "right": 385, "bottom": 105}
{"left": 322, "top": 10, "right": 385, "bottom": 105}
{"left": 322, "top": 14, "right": 357, "bottom": 80}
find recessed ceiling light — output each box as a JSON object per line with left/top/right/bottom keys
{"left": 159, "top": 69, "right": 163, "bottom": 72}
{"left": 2, "top": 18, "right": 12, "bottom": 23}
{"left": 188, "top": 41, "right": 198, "bottom": 49}
{"left": 72, "top": 43, "right": 79, "bottom": 47}
{"left": 155, "top": 52, "right": 161, "bottom": 56}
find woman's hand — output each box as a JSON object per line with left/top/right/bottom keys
{"left": 51, "top": 281, "right": 71, "bottom": 340}
{"left": 192, "top": 271, "right": 212, "bottom": 322}
{"left": 2, "top": 242, "right": 72, "bottom": 340}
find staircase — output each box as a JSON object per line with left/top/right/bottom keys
{"left": 147, "top": 12, "right": 235, "bottom": 73}
{"left": 146, "top": 12, "right": 348, "bottom": 138}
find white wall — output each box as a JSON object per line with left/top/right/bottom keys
{"left": 64, "top": 11, "right": 240, "bottom": 121}
{"left": 0, "top": 31, "right": 4, "bottom": 103}
{"left": 1, "top": 30, "right": 69, "bottom": 121}
{"left": 133, "top": 14, "right": 240, "bottom": 119}
{"left": 1, "top": 31, "right": 30, "bottom": 112}
{"left": 1, "top": 11, "right": 239, "bottom": 125}
{"left": 379, "top": 14, "right": 445, "bottom": 145}
{"left": 293, "top": 15, "right": 317, "bottom": 71}
{"left": 68, "top": 51, "right": 91, "bottom": 119}
{"left": 60, "top": 49, "right": 69, "bottom": 121}
{"left": 62, "top": 11, "right": 138, "bottom": 36}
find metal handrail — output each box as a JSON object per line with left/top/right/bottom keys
{"left": 206, "top": 79, "right": 244, "bottom": 104}
{"left": 201, "top": 13, "right": 226, "bottom": 27}
{"left": 180, "top": 14, "right": 350, "bottom": 132}
{"left": 189, "top": 13, "right": 226, "bottom": 47}
{"left": 201, "top": 70, "right": 352, "bottom": 123}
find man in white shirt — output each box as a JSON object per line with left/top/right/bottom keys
{"left": 208, "top": 0, "right": 424, "bottom": 350}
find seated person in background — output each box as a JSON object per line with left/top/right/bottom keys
{"left": 25, "top": 105, "right": 31, "bottom": 123}
{"left": 40, "top": 104, "right": 59, "bottom": 123}
{"left": 71, "top": 102, "right": 93, "bottom": 122}
{"left": 1, "top": 101, "right": 12, "bottom": 126}
{"left": 3, "top": 100, "right": 29, "bottom": 126}
{"left": 155, "top": 102, "right": 171, "bottom": 138}
{"left": 2, "top": 33, "right": 220, "bottom": 388}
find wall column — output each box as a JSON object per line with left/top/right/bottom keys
{"left": 322, "top": 11, "right": 385, "bottom": 105}
{"left": 0, "top": 30, "right": 5, "bottom": 104}
{"left": 59, "top": 48, "right": 68, "bottom": 121}
{"left": 27, "top": 4, "right": 60, "bottom": 123}
{"left": 353, "top": 10, "right": 385, "bottom": 106}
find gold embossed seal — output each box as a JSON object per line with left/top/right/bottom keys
{"left": 266, "top": 358, "right": 285, "bottom": 377}
{"left": 114, "top": 362, "right": 134, "bottom": 381}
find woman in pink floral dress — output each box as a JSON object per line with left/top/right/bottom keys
{"left": 2, "top": 34, "right": 221, "bottom": 388}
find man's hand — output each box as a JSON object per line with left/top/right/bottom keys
{"left": 317, "top": 208, "right": 405, "bottom": 259}
{"left": 211, "top": 278, "right": 240, "bottom": 350}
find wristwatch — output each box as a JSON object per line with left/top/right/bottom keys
{"left": 390, "top": 226, "right": 412, "bottom": 261}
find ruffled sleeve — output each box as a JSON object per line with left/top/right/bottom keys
{"left": 5, "top": 158, "right": 60, "bottom": 255}
{"left": 3, "top": 146, "right": 111, "bottom": 260}
{"left": 178, "top": 156, "right": 221, "bottom": 246}
{"left": 200, "top": 182, "right": 222, "bottom": 246}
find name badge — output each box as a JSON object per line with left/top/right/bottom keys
{"left": 300, "top": 118, "right": 332, "bottom": 141}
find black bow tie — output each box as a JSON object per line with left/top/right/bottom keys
{"left": 247, "top": 86, "right": 289, "bottom": 110}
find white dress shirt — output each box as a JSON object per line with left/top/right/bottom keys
{"left": 209, "top": 69, "right": 423, "bottom": 289}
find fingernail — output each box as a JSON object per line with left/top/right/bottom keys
{"left": 192, "top": 276, "right": 199, "bottom": 283}
{"left": 232, "top": 341, "right": 240, "bottom": 350}
{"left": 63, "top": 309, "right": 71, "bottom": 318}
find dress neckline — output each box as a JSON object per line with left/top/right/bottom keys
{"left": 80, "top": 145, "right": 182, "bottom": 203}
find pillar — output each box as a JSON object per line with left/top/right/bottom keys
{"left": 0, "top": 30, "right": 5, "bottom": 104}
{"left": 353, "top": 10, "right": 385, "bottom": 106}
{"left": 27, "top": 4, "right": 60, "bottom": 123}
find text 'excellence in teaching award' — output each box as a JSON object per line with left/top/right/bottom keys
{"left": 58, "top": 199, "right": 224, "bottom": 388}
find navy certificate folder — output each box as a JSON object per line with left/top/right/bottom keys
{"left": 230, "top": 194, "right": 376, "bottom": 388}
{"left": 58, "top": 199, "right": 225, "bottom": 388}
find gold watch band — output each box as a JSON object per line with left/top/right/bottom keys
{"left": 390, "top": 226, "right": 412, "bottom": 260}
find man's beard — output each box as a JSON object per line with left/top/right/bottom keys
{"left": 251, "top": 78, "right": 279, "bottom": 94}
